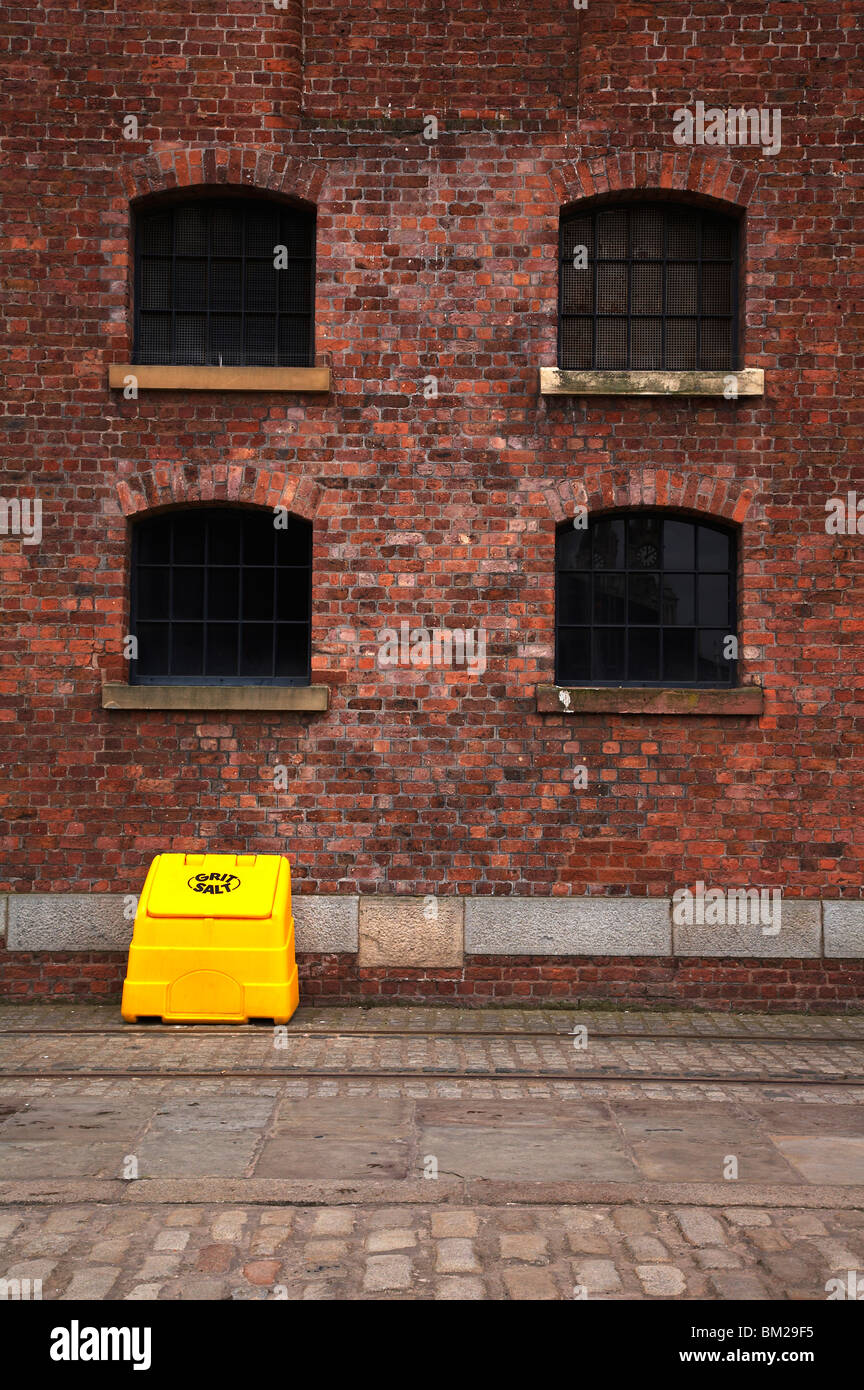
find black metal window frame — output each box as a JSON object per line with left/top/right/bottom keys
{"left": 558, "top": 201, "right": 740, "bottom": 371}
{"left": 132, "top": 195, "right": 316, "bottom": 368}
{"left": 555, "top": 510, "right": 739, "bottom": 688}
{"left": 130, "top": 507, "right": 312, "bottom": 686}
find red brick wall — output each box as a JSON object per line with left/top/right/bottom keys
{"left": 1, "top": 2, "right": 861, "bottom": 913}
{"left": 302, "top": 0, "right": 580, "bottom": 119}
{"left": 3, "top": 950, "right": 863, "bottom": 1015}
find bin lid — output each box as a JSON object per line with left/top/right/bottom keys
{"left": 146, "top": 853, "right": 282, "bottom": 920}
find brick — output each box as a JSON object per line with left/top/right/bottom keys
{"left": 2, "top": 0, "right": 860, "bottom": 1014}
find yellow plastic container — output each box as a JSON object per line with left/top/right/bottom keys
{"left": 121, "top": 852, "right": 299, "bottom": 1024}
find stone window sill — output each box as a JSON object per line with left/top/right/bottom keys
{"left": 102, "top": 683, "right": 330, "bottom": 712}
{"left": 536, "top": 685, "right": 764, "bottom": 716}
{"left": 107, "top": 365, "right": 330, "bottom": 392}
{"left": 539, "top": 368, "right": 764, "bottom": 397}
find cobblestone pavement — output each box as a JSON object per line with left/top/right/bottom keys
{"left": 4, "top": 1027, "right": 864, "bottom": 1080}
{"left": 2, "top": 1201, "right": 864, "bottom": 1301}
{"left": 1, "top": 1006, "right": 863, "bottom": 1300}
{"left": 6, "top": 1003, "right": 864, "bottom": 1036}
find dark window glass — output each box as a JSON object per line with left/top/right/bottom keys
{"left": 595, "top": 628, "right": 626, "bottom": 681}
{"left": 137, "top": 623, "right": 170, "bottom": 674}
{"left": 172, "top": 624, "right": 204, "bottom": 677}
{"left": 131, "top": 508, "right": 312, "bottom": 685}
{"left": 558, "top": 628, "right": 591, "bottom": 682}
{"left": 595, "top": 574, "right": 625, "bottom": 624}
{"left": 276, "top": 626, "right": 311, "bottom": 680}
{"left": 134, "top": 198, "right": 315, "bottom": 368}
{"left": 592, "top": 517, "right": 625, "bottom": 570}
{"left": 629, "top": 628, "right": 660, "bottom": 681}
{"left": 555, "top": 512, "right": 737, "bottom": 686}
{"left": 663, "top": 520, "right": 695, "bottom": 571}
{"left": 698, "top": 630, "right": 729, "bottom": 683}
{"left": 664, "top": 629, "right": 695, "bottom": 682}
{"left": 558, "top": 574, "right": 592, "bottom": 625}
{"left": 206, "top": 624, "right": 240, "bottom": 678}
{"left": 136, "top": 568, "right": 170, "bottom": 620}
{"left": 276, "top": 568, "right": 311, "bottom": 623}
{"left": 207, "top": 569, "right": 240, "bottom": 620}
{"left": 661, "top": 575, "right": 695, "bottom": 626}
{"left": 628, "top": 573, "right": 660, "bottom": 624}
{"left": 558, "top": 203, "right": 739, "bottom": 370}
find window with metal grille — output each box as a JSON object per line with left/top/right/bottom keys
{"left": 133, "top": 198, "right": 315, "bottom": 367}
{"left": 559, "top": 203, "right": 739, "bottom": 370}
{"left": 130, "top": 508, "right": 312, "bottom": 685}
{"left": 556, "top": 512, "right": 738, "bottom": 687}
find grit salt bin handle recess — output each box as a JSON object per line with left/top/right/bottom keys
{"left": 121, "top": 852, "right": 299, "bottom": 1025}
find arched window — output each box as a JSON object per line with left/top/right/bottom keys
{"left": 558, "top": 202, "right": 739, "bottom": 370}
{"left": 556, "top": 512, "right": 737, "bottom": 687}
{"left": 133, "top": 196, "right": 315, "bottom": 367}
{"left": 130, "top": 508, "right": 312, "bottom": 685}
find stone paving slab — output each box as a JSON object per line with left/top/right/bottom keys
{"left": 418, "top": 1099, "right": 639, "bottom": 1181}
{"left": 2, "top": 1081, "right": 860, "bottom": 1185}
{"left": 612, "top": 1101, "right": 803, "bottom": 1184}
{"left": 768, "top": 1137, "right": 864, "bottom": 1186}
{"left": 256, "top": 1098, "right": 412, "bottom": 1180}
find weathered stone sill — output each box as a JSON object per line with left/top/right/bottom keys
{"left": 537, "top": 685, "right": 764, "bottom": 716}
{"left": 101, "top": 683, "right": 329, "bottom": 712}
{"left": 539, "top": 367, "right": 764, "bottom": 396}
{"left": 107, "top": 365, "right": 330, "bottom": 392}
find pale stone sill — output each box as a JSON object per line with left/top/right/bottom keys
{"left": 108, "top": 365, "right": 330, "bottom": 392}
{"left": 537, "top": 685, "right": 764, "bottom": 716}
{"left": 102, "top": 683, "right": 329, "bottom": 712}
{"left": 539, "top": 367, "right": 764, "bottom": 397}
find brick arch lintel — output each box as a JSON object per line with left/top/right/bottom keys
{"left": 548, "top": 149, "right": 761, "bottom": 214}
{"left": 537, "top": 469, "right": 756, "bottom": 528}
{"left": 115, "top": 464, "right": 323, "bottom": 523}
{"left": 118, "top": 146, "right": 326, "bottom": 207}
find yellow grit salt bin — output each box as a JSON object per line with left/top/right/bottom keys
{"left": 121, "top": 853, "right": 299, "bottom": 1024}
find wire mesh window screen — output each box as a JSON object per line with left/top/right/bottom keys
{"left": 134, "top": 199, "right": 315, "bottom": 367}
{"left": 556, "top": 512, "right": 737, "bottom": 687}
{"left": 559, "top": 204, "right": 739, "bottom": 370}
{"left": 131, "top": 508, "right": 312, "bottom": 685}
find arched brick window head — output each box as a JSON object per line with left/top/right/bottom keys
{"left": 559, "top": 203, "right": 740, "bottom": 371}
{"left": 131, "top": 508, "right": 312, "bottom": 686}
{"left": 556, "top": 511, "right": 738, "bottom": 687}
{"left": 133, "top": 195, "right": 315, "bottom": 368}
